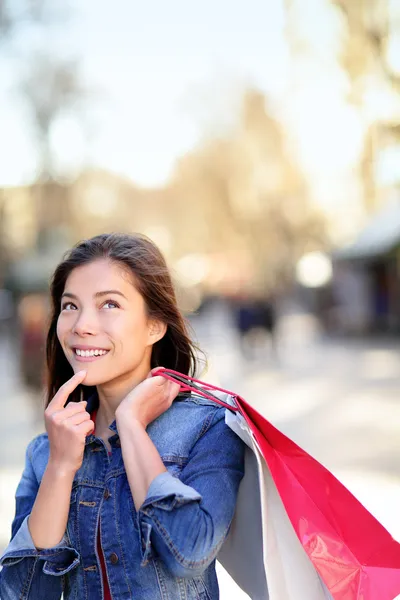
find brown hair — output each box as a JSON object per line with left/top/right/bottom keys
{"left": 45, "top": 232, "right": 203, "bottom": 406}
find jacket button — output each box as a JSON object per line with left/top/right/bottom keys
{"left": 104, "top": 489, "right": 111, "bottom": 500}
{"left": 110, "top": 553, "right": 119, "bottom": 565}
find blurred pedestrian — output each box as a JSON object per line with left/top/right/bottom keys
{"left": 0, "top": 233, "right": 245, "bottom": 600}
{"left": 233, "top": 293, "right": 277, "bottom": 360}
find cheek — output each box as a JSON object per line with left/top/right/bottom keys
{"left": 56, "top": 318, "right": 63, "bottom": 343}
{"left": 56, "top": 315, "right": 70, "bottom": 345}
{"left": 111, "top": 314, "right": 150, "bottom": 342}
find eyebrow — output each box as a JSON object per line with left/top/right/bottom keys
{"left": 61, "top": 290, "right": 128, "bottom": 301}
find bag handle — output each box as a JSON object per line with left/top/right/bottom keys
{"left": 153, "top": 367, "right": 239, "bottom": 412}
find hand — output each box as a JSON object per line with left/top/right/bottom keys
{"left": 116, "top": 369, "right": 181, "bottom": 429}
{"left": 45, "top": 370, "right": 94, "bottom": 474}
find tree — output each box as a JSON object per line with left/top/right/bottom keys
{"left": 0, "top": 0, "right": 91, "bottom": 248}
{"left": 171, "top": 89, "right": 326, "bottom": 294}
{"left": 331, "top": 0, "right": 400, "bottom": 210}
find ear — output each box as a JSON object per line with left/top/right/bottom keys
{"left": 147, "top": 319, "right": 167, "bottom": 345}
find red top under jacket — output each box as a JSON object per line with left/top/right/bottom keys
{"left": 91, "top": 409, "right": 112, "bottom": 600}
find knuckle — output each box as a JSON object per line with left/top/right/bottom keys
{"left": 48, "top": 412, "right": 59, "bottom": 424}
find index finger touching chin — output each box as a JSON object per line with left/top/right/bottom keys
{"left": 48, "top": 370, "right": 87, "bottom": 410}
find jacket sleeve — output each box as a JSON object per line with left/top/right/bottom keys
{"left": 137, "top": 407, "right": 245, "bottom": 578}
{"left": 0, "top": 438, "right": 80, "bottom": 600}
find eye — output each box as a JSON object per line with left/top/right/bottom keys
{"left": 102, "top": 300, "right": 120, "bottom": 309}
{"left": 61, "top": 302, "right": 77, "bottom": 311}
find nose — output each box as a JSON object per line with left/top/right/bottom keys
{"left": 71, "top": 308, "right": 98, "bottom": 337}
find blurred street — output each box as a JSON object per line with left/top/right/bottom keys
{"left": 1, "top": 1, "right": 400, "bottom": 598}
{"left": 1, "top": 305, "right": 400, "bottom": 599}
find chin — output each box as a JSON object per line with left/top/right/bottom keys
{"left": 73, "top": 368, "right": 110, "bottom": 388}
{"left": 81, "top": 374, "right": 108, "bottom": 387}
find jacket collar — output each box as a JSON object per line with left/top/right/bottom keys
{"left": 85, "top": 391, "right": 99, "bottom": 414}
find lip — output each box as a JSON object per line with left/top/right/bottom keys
{"left": 70, "top": 346, "right": 110, "bottom": 363}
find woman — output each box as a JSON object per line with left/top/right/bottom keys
{"left": 0, "top": 233, "right": 245, "bottom": 600}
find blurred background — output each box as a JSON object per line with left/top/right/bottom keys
{"left": 0, "top": 0, "right": 400, "bottom": 597}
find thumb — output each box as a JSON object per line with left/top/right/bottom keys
{"left": 151, "top": 375, "right": 168, "bottom": 387}
{"left": 166, "top": 380, "right": 181, "bottom": 404}
{"left": 148, "top": 366, "right": 165, "bottom": 379}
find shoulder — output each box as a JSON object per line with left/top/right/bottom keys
{"left": 175, "top": 395, "right": 245, "bottom": 466}
{"left": 25, "top": 433, "right": 50, "bottom": 478}
{"left": 169, "top": 393, "right": 241, "bottom": 443}
{"left": 171, "top": 393, "right": 226, "bottom": 425}
{"left": 26, "top": 432, "right": 49, "bottom": 457}
{"left": 148, "top": 393, "right": 232, "bottom": 458}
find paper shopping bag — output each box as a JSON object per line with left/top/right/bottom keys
{"left": 220, "top": 409, "right": 332, "bottom": 600}
{"left": 238, "top": 395, "right": 400, "bottom": 600}
{"left": 155, "top": 368, "right": 400, "bottom": 600}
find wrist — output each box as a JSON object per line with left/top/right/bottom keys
{"left": 47, "top": 457, "right": 77, "bottom": 480}
{"left": 116, "top": 411, "right": 147, "bottom": 432}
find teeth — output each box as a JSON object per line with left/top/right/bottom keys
{"left": 75, "top": 349, "right": 108, "bottom": 357}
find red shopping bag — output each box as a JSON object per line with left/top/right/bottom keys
{"left": 155, "top": 368, "right": 400, "bottom": 600}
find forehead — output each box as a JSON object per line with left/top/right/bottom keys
{"left": 64, "top": 259, "right": 135, "bottom": 292}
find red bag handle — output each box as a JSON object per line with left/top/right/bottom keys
{"left": 152, "top": 367, "right": 239, "bottom": 412}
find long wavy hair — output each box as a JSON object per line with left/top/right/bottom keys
{"left": 45, "top": 232, "right": 203, "bottom": 407}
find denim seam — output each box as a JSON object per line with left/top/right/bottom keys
{"left": 152, "top": 558, "right": 169, "bottom": 600}
{"left": 94, "top": 504, "right": 104, "bottom": 599}
{"left": 76, "top": 491, "right": 88, "bottom": 600}
{"left": 197, "top": 408, "right": 219, "bottom": 442}
{"left": 4, "top": 548, "right": 73, "bottom": 560}
{"left": 192, "top": 576, "right": 211, "bottom": 600}
{"left": 105, "top": 468, "right": 127, "bottom": 480}
{"left": 160, "top": 455, "right": 187, "bottom": 466}
{"left": 20, "top": 556, "right": 38, "bottom": 600}
{"left": 177, "top": 575, "right": 187, "bottom": 600}
{"left": 127, "top": 489, "right": 139, "bottom": 532}
{"left": 67, "top": 490, "right": 78, "bottom": 559}
{"left": 3, "top": 550, "right": 36, "bottom": 560}
{"left": 72, "top": 480, "right": 105, "bottom": 490}
{"left": 39, "top": 549, "right": 70, "bottom": 558}
{"left": 198, "top": 574, "right": 213, "bottom": 600}
{"left": 43, "top": 556, "right": 80, "bottom": 576}
{"left": 113, "top": 478, "right": 133, "bottom": 597}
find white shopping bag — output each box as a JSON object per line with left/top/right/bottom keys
{"left": 218, "top": 409, "right": 332, "bottom": 600}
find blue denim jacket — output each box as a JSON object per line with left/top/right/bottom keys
{"left": 0, "top": 393, "right": 245, "bottom": 600}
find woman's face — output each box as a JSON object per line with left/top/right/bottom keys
{"left": 57, "top": 258, "right": 165, "bottom": 388}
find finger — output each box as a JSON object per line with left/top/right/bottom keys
{"left": 47, "top": 371, "right": 87, "bottom": 411}
{"left": 53, "top": 400, "right": 88, "bottom": 419}
{"left": 75, "top": 420, "right": 95, "bottom": 437}
{"left": 62, "top": 411, "right": 91, "bottom": 427}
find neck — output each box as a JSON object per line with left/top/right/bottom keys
{"left": 95, "top": 361, "right": 151, "bottom": 428}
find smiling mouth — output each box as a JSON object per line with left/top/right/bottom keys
{"left": 73, "top": 348, "right": 110, "bottom": 358}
